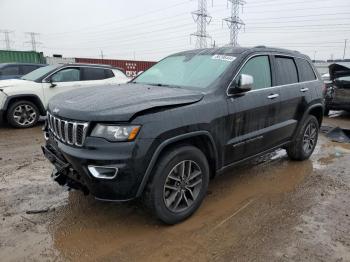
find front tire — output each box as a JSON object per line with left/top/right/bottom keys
{"left": 6, "top": 100, "right": 40, "bottom": 128}
{"left": 144, "top": 145, "right": 209, "bottom": 224}
{"left": 287, "top": 115, "right": 319, "bottom": 161}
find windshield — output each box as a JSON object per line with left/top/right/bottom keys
{"left": 134, "top": 54, "right": 236, "bottom": 89}
{"left": 21, "top": 65, "right": 60, "bottom": 81}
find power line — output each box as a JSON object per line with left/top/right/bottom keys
{"left": 0, "top": 30, "right": 13, "bottom": 50}
{"left": 223, "top": 0, "right": 245, "bottom": 46}
{"left": 44, "top": 1, "right": 190, "bottom": 37}
{"left": 25, "top": 32, "right": 41, "bottom": 51}
{"left": 191, "top": 0, "right": 212, "bottom": 48}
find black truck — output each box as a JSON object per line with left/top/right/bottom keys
{"left": 42, "top": 46, "right": 324, "bottom": 224}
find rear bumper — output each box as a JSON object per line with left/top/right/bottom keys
{"left": 42, "top": 134, "right": 156, "bottom": 201}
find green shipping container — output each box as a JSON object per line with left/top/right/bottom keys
{"left": 0, "top": 50, "right": 45, "bottom": 64}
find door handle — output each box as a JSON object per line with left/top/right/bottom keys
{"left": 300, "top": 88, "right": 309, "bottom": 92}
{"left": 267, "top": 94, "right": 279, "bottom": 99}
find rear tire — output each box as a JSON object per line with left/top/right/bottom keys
{"left": 287, "top": 115, "right": 319, "bottom": 161}
{"left": 6, "top": 100, "right": 40, "bottom": 128}
{"left": 143, "top": 145, "right": 209, "bottom": 224}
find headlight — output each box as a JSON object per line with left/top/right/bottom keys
{"left": 91, "top": 124, "right": 141, "bottom": 142}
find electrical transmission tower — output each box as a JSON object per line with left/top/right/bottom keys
{"left": 223, "top": 0, "right": 245, "bottom": 46}
{"left": 25, "top": 32, "right": 41, "bottom": 51}
{"left": 191, "top": 0, "right": 212, "bottom": 49}
{"left": 0, "top": 30, "right": 13, "bottom": 50}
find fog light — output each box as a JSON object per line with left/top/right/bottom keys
{"left": 88, "top": 166, "right": 118, "bottom": 180}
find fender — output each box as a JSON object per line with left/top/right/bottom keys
{"left": 3, "top": 94, "right": 46, "bottom": 115}
{"left": 292, "top": 103, "right": 324, "bottom": 140}
{"left": 136, "top": 131, "right": 219, "bottom": 197}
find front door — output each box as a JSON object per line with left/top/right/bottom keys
{"left": 42, "top": 67, "right": 82, "bottom": 107}
{"left": 225, "top": 55, "right": 281, "bottom": 165}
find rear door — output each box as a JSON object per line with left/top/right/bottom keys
{"left": 225, "top": 54, "right": 281, "bottom": 165}
{"left": 80, "top": 67, "right": 114, "bottom": 86}
{"left": 273, "top": 55, "right": 310, "bottom": 143}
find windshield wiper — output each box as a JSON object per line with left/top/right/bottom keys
{"left": 147, "top": 83, "right": 183, "bottom": 88}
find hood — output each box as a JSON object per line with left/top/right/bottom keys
{"left": 0, "top": 79, "right": 33, "bottom": 90}
{"left": 48, "top": 83, "right": 204, "bottom": 122}
{"left": 329, "top": 63, "right": 350, "bottom": 80}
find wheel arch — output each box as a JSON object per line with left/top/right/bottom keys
{"left": 136, "top": 131, "right": 219, "bottom": 197}
{"left": 292, "top": 103, "right": 323, "bottom": 141}
{"left": 4, "top": 95, "right": 46, "bottom": 116}
{"left": 307, "top": 104, "right": 324, "bottom": 127}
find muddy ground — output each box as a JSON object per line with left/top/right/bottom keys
{"left": 0, "top": 112, "right": 350, "bottom": 262}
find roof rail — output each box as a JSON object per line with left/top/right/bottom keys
{"left": 254, "top": 45, "right": 266, "bottom": 48}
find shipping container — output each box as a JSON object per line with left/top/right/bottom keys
{"left": 0, "top": 50, "right": 45, "bottom": 64}
{"left": 45, "top": 56, "right": 76, "bottom": 65}
{"left": 75, "top": 58, "right": 156, "bottom": 77}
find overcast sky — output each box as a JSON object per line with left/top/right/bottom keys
{"left": 0, "top": 0, "right": 349, "bottom": 61}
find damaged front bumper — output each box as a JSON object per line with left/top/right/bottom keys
{"left": 42, "top": 144, "right": 89, "bottom": 195}
{"left": 41, "top": 131, "right": 151, "bottom": 201}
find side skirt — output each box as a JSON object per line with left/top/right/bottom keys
{"left": 216, "top": 141, "right": 291, "bottom": 176}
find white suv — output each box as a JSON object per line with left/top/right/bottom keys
{"left": 0, "top": 64, "right": 130, "bottom": 128}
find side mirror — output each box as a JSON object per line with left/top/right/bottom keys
{"left": 47, "top": 78, "right": 57, "bottom": 88}
{"left": 228, "top": 74, "right": 253, "bottom": 95}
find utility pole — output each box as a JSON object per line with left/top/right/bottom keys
{"left": 25, "top": 32, "right": 41, "bottom": 51}
{"left": 100, "top": 50, "right": 104, "bottom": 60}
{"left": 191, "top": 0, "right": 212, "bottom": 49}
{"left": 0, "top": 30, "right": 13, "bottom": 50}
{"left": 343, "top": 39, "right": 348, "bottom": 60}
{"left": 223, "top": 0, "right": 245, "bottom": 47}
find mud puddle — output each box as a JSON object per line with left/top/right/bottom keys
{"left": 50, "top": 150, "right": 313, "bottom": 261}
{"left": 1, "top": 119, "right": 350, "bottom": 261}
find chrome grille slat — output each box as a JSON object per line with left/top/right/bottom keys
{"left": 47, "top": 112, "right": 89, "bottom": 147}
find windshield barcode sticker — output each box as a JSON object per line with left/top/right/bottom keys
{"left": 212, "top": 55, "right": 236, "bottom": 62}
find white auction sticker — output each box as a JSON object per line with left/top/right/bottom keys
{"left": 212, "top": 54, "right": 236, "bottom": 62}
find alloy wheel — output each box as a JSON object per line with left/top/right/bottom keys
{"left": 13, "top": 104, "right": 37, "bottom": 126}
{"left": 163, "top": 160, "right": 203, "bottom": 213}
{"left": 302, "top": 122, "right": 317, "bottom": 154}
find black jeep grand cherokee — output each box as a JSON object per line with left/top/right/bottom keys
{"left": 42, "top": 46, "right": 324, "bottom": 224}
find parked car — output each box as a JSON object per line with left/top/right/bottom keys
{"left": 0, "top": 63, "right": 129, "bottom": 128}
{"left": 42, "top": 47, "right": 324, "bottom": 224}
{"left": 323, "top": 63, "right": 350, "bottom": 115}
{"left": 0, "top": 63, "right": 46, "bottom": 80}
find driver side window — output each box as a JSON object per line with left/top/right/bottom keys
{"left": 239, "top": 56, "right": 272, "bottom": 90}
{"left": 51, "top": 68, "right": 80, "bottom": 82}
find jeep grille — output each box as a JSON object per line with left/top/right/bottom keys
{"left": 47, "top": 112, "right": 89, "bottom": 147}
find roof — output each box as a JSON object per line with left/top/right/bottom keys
{"left": 173, "top": 46, "right": 310, "bottom": 59}
{"left": 0, "top": 62, "right": 47, "bottom": 67}
{"left": 57, "top": 63, "right": 124, "bottom": 72}
{"left": 61, "top": 63, "right": 116, "bottom": 68}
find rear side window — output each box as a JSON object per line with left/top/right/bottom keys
{"left": 275, "top": 56, "right": 298, "bottom": 85}
{"left": 2, "top": 65, "right": 19, "bottom": 76}
{"left": 239, "top": 55, "right": 272, "bottom": 90}
{"left": 82, "top": 68, "right": 106, "bottom": 81}
{"left": 22, "top": 65, "right": 40, "bottom": 75}
{"left": 296, "top": 58, "right": 317, "bottom": 82}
